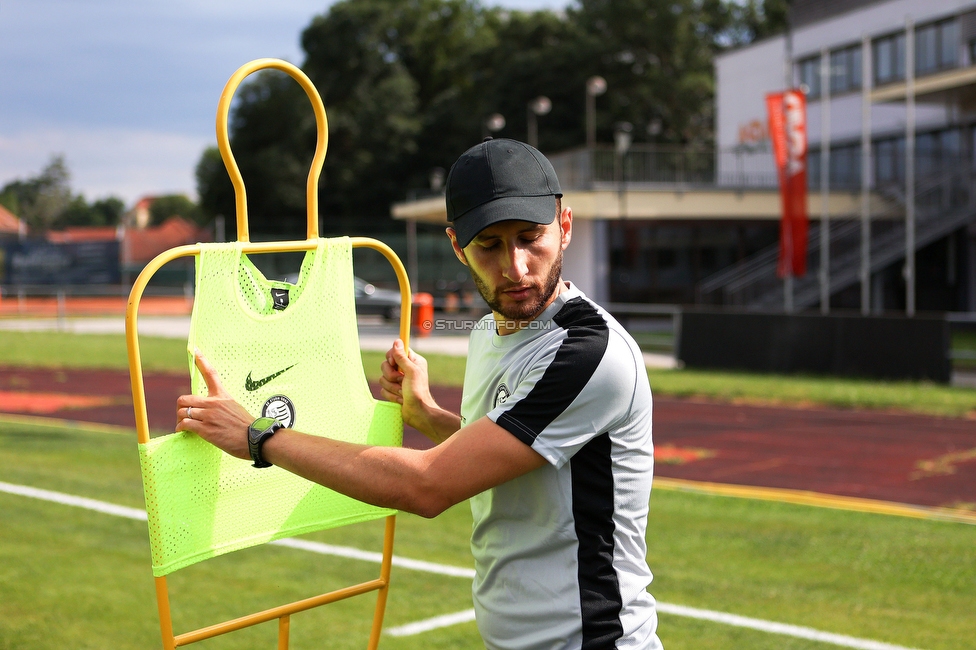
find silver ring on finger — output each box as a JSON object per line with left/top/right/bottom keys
{"left": 187, "top": 407, "right": 194, "bottom": 420}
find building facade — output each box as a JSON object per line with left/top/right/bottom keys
{"left": 716, "top": 0, "right": 976, "bottom": 312}
{"left": 393, "top": 0, "right": 976, "bottom": 314}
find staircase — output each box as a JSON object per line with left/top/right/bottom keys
{"left": 697, "top": 167, "right": 976, "bottom": 310}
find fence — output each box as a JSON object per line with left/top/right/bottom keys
{"left": 548, "top": 145, "right": 778, "bottom": 190}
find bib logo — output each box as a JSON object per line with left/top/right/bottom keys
{"left": 271, "top": 287, "right": 290, "bottom": 311}
{"left": 493, "top": 383, "right": 510, "bottom": 408}
{"left": 262, "top": 395, "right": 295, "bottom": 429}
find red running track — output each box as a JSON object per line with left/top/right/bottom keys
{"left": 1, "top": 366, "right": 974, "bottom": 510}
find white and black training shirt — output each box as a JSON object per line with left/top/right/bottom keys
{"left": 461, "top": 283, "right": 661, "bottom": 650}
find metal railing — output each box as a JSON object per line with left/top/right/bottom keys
{"left": 547, "top": 145, "right": 778, "bottom": 191}
{"left": 696, "top": 165, "right": 976, "bottom": 309}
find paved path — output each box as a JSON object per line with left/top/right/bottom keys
{"left": 2, "top": 366, "right": 974, "bottom": 511}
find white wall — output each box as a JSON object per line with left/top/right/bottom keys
{"left": 791, "top": 0, "right": 972, "bottom": 56}
{"left": 716, "top": 0, "right": 976, "bottom": 153}
{"left": 716, "top": 36, "right": 786, "bottom": 150}
{"left": 563, "top": 218, "right": 609, "bottom": 304}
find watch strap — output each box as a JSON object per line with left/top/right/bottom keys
{"left": 249, "top": 418, "right": 283, "bottom": 468}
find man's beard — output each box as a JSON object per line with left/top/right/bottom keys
{"left": 470, "top": 248, "right": 563, "bottom": 321}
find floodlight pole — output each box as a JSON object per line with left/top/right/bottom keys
{"left": 586, "top": 76, "right": 607, "bottom": 148}
{"left": 860, "top": 33, "right": 872, "bottom": 315}
{"left": 783, "top": 20, "right": 794, "bottom": 314}
{"left": 905, "top": 16, "right": 916, "bottom": 317}
{"left": 406, "top": 219, "right": 418, "bottom": 294}
{"left": 819, "top": 47, "right": 831, "bottom": 314}
{"left": 527, "top": 96, "right": 551, "bottom": 149}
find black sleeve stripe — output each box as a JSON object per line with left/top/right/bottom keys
{"left": 572, "top": 432, "right": 624, "bottom": 647}
{"left": 494, "top": 298, "right": 609, "bottom": 444}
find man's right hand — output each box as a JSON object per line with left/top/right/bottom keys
{"left": 379, "top": 339, "right": 460, "bottom": 444}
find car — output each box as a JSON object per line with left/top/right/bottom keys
{"left": 282, "top": 273, "right": 402, "bottom": 321}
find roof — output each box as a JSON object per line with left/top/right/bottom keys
{"left": 0, "top": 204, "right": 24, "bottom": 234}
{"left": 124, "top": 216, "right": 211, "bottom": 263}
{"left": 47, "top": 226, "right": 119, "bottom": 243}
{"left": 791, "top": 0, "right": 886, "bottom": 29}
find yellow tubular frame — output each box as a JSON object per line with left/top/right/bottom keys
{"left": 125, "top": 59, "right": 412, "bottom": 650}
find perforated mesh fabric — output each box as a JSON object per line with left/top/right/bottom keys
{"left": 137, "top": 238, "right": 402, "bottom": 577}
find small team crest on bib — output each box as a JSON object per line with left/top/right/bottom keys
{"left": 262, "top": 394, "right": 295, "bottom": 428}
{"left": 493, "top": 383, "right": 511, "bottom": 408}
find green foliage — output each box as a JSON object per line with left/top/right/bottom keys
{"left": 722, "top": 0, "right": 790, "bottom": 45}
{"left": 647, "top": 367, "right": 976, "bottom": 417}
{"left": 58, "top": 196, "right": 126, "bottom": 228}
{"left": 0, "top": 331, "right": 187, "bottom": 372}
{"left": 0, "top": 156, "right": 127, "bottom": 231}
{"left": 568, "top": 0, "right": 715, "bottom": 144}
{"left": 3, "top": 331, "right": 975, "bottom": 417}
{"left": 0, "top": 332, "right": 469, "bottom": 386}
{"left": 0, "top": 188, "right": 19, "bottom": 216}
{"left": 2, "top": 155, "right": 72, "bottom": 232}
{"left": 195, "top": 0, "right": 787, "bottom": 232}
{"left": 195, "top": 146, "right": 235, "bottom": 235}
{"left": 149, "top": 193, "right": 204, "bottom": 226}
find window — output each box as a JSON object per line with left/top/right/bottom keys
{"left": 916, "top": 24, "right": 938, "bottom": 74}
{"left": 797, "top": 55, "right": 821, "bottom": 98}
{"left": 874, "top": 129, "right": 963, "bottom": 186}
{"left": 807, "top": 145, "right": 864, "bottom": 189}
{"left": 916, "top": 129, "right": 962, "bottom": 177}
{"left": 807, "top": 149, "right": 820, "bottom": 189}
{"left": 874, "top": 137, "right": 906, "bottom": 186}
{"left": 830, "top": 45, "right": 862, "bottom": 94}
{"left": 830, "top": 144, "right": 862, "bottom": 190}
{"left": 874, "top": 32, "right": 906, "bottom": 85}
{"left": 915, "top": 19, "right": 958, "bottom": 75}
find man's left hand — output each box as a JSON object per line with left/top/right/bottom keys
{"left": 176, "top": 350, "right": 254, "bottom": 460}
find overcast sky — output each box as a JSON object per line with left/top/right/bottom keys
{"left": 0, "top": 0, "right": 570, "bottom": 206}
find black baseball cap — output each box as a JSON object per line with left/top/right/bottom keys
{"left": 446, "top": 138, "right": 562, "bottom": 248}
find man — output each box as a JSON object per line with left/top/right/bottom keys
{"left": 178, "top": 138, "right": 662, "bottom": 649}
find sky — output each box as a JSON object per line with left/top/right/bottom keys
{"left": 0, "top": 0, "right": 570, "bottom": 206}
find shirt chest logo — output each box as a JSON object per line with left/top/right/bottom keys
{"left": 493, "top": 383, "right": 511, "bottom": 408}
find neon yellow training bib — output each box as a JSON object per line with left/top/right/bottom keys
{"left": 138, "top": 238, "right": 402, "bottom": 576}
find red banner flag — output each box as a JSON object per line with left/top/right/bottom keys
{"left": 766, "top": 90, "right": 809, "bottom": 277}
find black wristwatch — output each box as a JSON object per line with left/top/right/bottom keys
{"left": 248, "top": 416, "right": 284, "bottom": 468}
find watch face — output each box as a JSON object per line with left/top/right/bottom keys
{"left": 250, "top": 416, "right": 278, "bottom": 436}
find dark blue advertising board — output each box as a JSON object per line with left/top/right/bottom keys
{"left": 0, "top": 240, "right": 121, "bottom": 285}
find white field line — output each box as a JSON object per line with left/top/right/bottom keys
{"left": 0, "top": 481, "right": 148, "bottom": 521}
{"left": 386, "top": 608, "right": 477, "bottom": 637}
{"left": 0, "top": 481, "right": 469, "bottom": 579}
{"left": 656, "top": 603, "right": 921, "bottom": 650}
{"left": 0, "top": 481, "right": 923, "bottom": 650}
{"left": 271, "top": 537, "right": 474, "bottom": 578}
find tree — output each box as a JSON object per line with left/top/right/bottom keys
{"left": 149, "top": 194, "right": 204, "bottom": 226}
{"left": 59, "top": 196, "right": 125, "bottom": 228}
{"left": 1, "top": 156, "right": 127, "bottom": 231}
{"left": 3, "top": 155, "right": 73, "bottom": 232}
{"left": 721, "top": 0, "right": 789, "bottom": 45}
{"left": 194, "top": 0, "right": 790, "bottom": 231}
{"left": 195, "top": 70, "right": 325, "bottom": 236}
{"left": 196, "top": 146, "right": 236, "bottom": 235}
{"left": 470, "top": 9, "right": 592, "bottom": 153}
{"left": 301, "top": 0, "right": 489, "bottom": 221}
{"left": 197, "top": 0, "right": 500, "bottom": 233}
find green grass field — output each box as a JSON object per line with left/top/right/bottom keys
{"left": 1, "top": 330, "right": 975, "bottom": 648}
{"left": 2, "top": 419, "right": 974, "bottom": 650}
{"left": 2, "top": 330, "right": 975, "bottom": 417}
